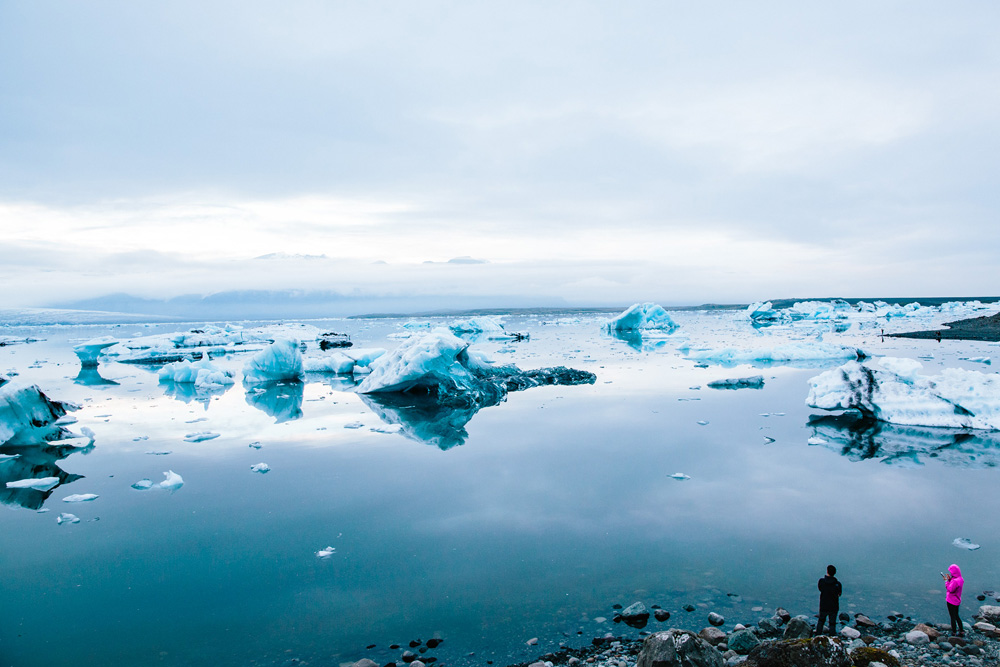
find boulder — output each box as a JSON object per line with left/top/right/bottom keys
{"left": 353, "top": 660, "right": 379, "bottom": 667}
{"left": 708, "top": 612, "right": 725, "bottom": 627}
{"left": 854, "top": 614, "right": 876, "bottom": 628}
{"left": 840, "top": 627, "right": 861, "bottom": 639}
{"left": 698, "top": 627, "right": 726, "bottom": 646}
{"left": 620, "top": 601, "right": 651, "bottom": 628}
{"left": 727, "top": 629, "right": 761, "bottom": 655}
{"left": 911, "top": 623, "right": 940, "bottom": 640}
{"left": 848, "top": 646, "right": 900, "bottom": 667}
{"left": 635, "top": 629, "right": 724, "bottom": 667}
{"left": 904, "top": 630, "right": 929, "bottom": 645}
{"left": 654, "top": 609, "right": 671, "bottom": 622}
{"left": 978, "top": 605, "right": 1000, "bottom": 624}
{"left": 973, "top": 621, "right": 1000, "bottom": 638}
{"left": 744, "top": 636, "right": 851, "bottom": 667}
{"left": 774, "top": 608, "right": 791, "bottom": 623}
{"left": 782, "top": 616, "right": 813, "bottom": 640}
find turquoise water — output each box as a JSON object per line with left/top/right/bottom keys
{"left": 2, "top": 311, "right": 998, "bottom": 667}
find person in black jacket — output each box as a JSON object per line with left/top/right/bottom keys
{"left": 816, "top": 564, "right": 843, "bottom": 636}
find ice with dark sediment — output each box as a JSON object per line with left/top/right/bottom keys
{"left": 707, "top": 376, "right": 765, "bottom": 390}
{"left": 356, "top": 329, "right": 596, "bottom": 409}
{"left": 807, "top": 357, "right": 1000, "bottom": 430}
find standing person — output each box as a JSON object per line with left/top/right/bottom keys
{"left": 943, "top": 564, "right": 964, "bottom": 636}
{"left": 816, "top": 564, "right": 842, "bottom": 636}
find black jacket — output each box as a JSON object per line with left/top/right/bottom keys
{"left": 818, "top": 575, "right": 842, "bottom": 611}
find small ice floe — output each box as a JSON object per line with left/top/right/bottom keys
{"left": 146, "top": 450, "right": 172, "bottom": 456}
{"left": 248, "top": 441, "right": 262, "bottom": 449}
{"left": 316, "top": 546, "right": 336, "bottom": 559}
{"left": 707, "top": 375, "right": 765, "bottom": 390}
{"left": 370, "top": 424, "right": 402, "bottom": 434}
{"left": 80, "top": 426, "right": 96, "bottom": 442}
{"left": 131, "top": 478, "right": 154, "bottom": 490}
{"left": 0, "top": 453, "right": 21, "bottom": 462}
{"left": 56, "top": 512, "right": 80, "bottom": 525}
{"left": 158, "top": 471, "right": 184, "bottom": 490}
{"left": 62, "top": 493, "right": 99, "bottom": 503}
{"left": 807, "top": 436, "right": 829, "bottom": 446}
{"left": 250, "top": 463, "right": 270, "bottom": 474}
{"left": 696, "top": 420, "right": 709, "bottom": 426}
{"left": 964, "top": 357, "right": 991, "bottom": 365}
{"left": 132, "top": 435, "right": 149, "bottom": 441}
{"left": 669, "top": 473, "right": 691, "bottom": 481}
{"left": 185, "top": 417, "right": 208, "bottom": 424}
{"left": 184, "top": 431, "right": 220, "bottom": 442}
{"left": 55, "top": 415, "right": 78, "bottom": 425}
{"left": 953, "top": 537, "right": 981, "bottom": 550}
{"left": 344, "top": 422, "right": 364, "bottom": 429}
{"left": 763, "top": 436, "right": 776, "bottom": 444}
{"left": 6, "top": 477, "right": 60, "bottom": 491}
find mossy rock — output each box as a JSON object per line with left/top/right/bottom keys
{"left": 745, "top": 636, "right": 851, "bottom": 667}
{"left": 850, "top": 646, "right": 899, "bottom": 667}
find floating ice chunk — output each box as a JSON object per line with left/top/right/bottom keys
{"left": 57, "top": 512, "right": 80, "bottom": 525}
{"left": 877, "top": 357, "right": 923, "bottom": 379}
{"left": 348, "top": 348, "right": 387, "bottom": 368}
{"left": 683, "top": 342, "right": 865, "bottom": 365}
{"left": 965, "top": 357, "right": 991, "bottom": 365}
{"left": 242, "top": 339, "right": 304, "bottom": 384}
{"left": 344, "top": 422, "right": 364, "bottom": 429}
{"left": 248, "top": 441, "right": 262, "bottom": 449}
{"left": 62, "top": 493, "right": 99, "bottom": 502}
{"left": 370, "top": 424, "right": 403, "bottom": 434}
{"left": 250, "top": 463, "right": 270, "bottom": 474}
{"left": 184, "top": 432, "right": 220, "bottom": 442}
{"left": 697, "top": 420, "right": 709, "bottom": 426}
{"left": 450, "top": 317, "right": 505, "bottom": 334}
{"left": 402, "top": 321, "right": 432, "bottom": 330}
{"left": 73, "top": 336, "right": 118, "bottom": 367}
{"left": 707, "top": 376, "right": 765, "bottom": 390}
{"left": 146, "top": 450, "right": 171, "bottom": 455}
{"left": 158, "top": 359, "right": 235, "bottom": 388}
{"left": 604, "top": 303, "right": 678, "bottom": 332}
{"left": 158, "top": 471, "right": 184, "bottom": 490}
{"left": 0, "top": 453, "right": 20, "bottom": 462}
{"left": 303, "top": 352, "right": 356, "bottom": 374}
{"left": 316, "top": 546, "right": 336, "bottom": 558}
{"left": 669, "top": 473, "right": 691, "bottom": 480}
{"left": 807, "top": 436, "right": 829, "bottom": 446}
{"left": 6, "top": 476, "right": 60, "bottom": 491}
{"left": 131, "top": 478, "right": 154, "bottom": 490}
{"left": 953, "top": 537, "right": 980, "bottom": 550}
{"left": 807, "top": 359, "right": 1000, "bottom": 430}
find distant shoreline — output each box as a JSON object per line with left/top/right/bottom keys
{"left": 890, "top": 311, "right": 1000, "bottom": 342}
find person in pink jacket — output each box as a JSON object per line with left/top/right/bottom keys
{"left": 943, "top": 563, "right": 964, "bottom": 636}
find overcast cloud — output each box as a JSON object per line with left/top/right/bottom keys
{"left": 1, "top": 1, "right": 998, "bottom": 311}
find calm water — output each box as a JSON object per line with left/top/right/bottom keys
{"left": 2, "top": 309, "right": 999, "bottom": 667}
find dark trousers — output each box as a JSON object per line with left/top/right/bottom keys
{"left": 816, "top": 609, "right": 837, "bottom": 635}
{"left": 948, "top": 602, "right": 963, "bottom": 634}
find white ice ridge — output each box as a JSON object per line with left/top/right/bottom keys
{"left": 243, "top": 339, "right": 304, "bottom": 384}
{"left": 0, "top": 381, "right": 72, "bottom": 446}
{"left": 72, "top": 336, "right": 118, "bottom": 367}
{"left": 63, "top": 493, "right": 99, "bottom": 502}
{"left": 158, "top": 359, "right": 235, "bottom": 388}
{"left": 807, "top": 358, "right": 1000, "bottom": 430}
{"left": 303, "top": 348, "right": 386, "bottom": 374}
{"left": 604, "top": 303, "right": 678, "bottom": 332}
{"left": 682, "top": 342, "right": 866, "bottom": 364}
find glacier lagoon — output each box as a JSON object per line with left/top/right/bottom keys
{"left": 2, "top": 306, "right": 999, "bottom": 667}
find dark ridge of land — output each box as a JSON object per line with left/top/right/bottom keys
{"left": 890, "top": 311, "right": 1000, "bottom": 342}
{"left": 765, "top": 296, "right": 1000, "bottom": 309}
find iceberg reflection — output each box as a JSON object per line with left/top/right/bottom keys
{"left": 0, "top": 443, "right": 89, "bottom": 510}
{"left": 360, "top": 393, "right": 481, "bottom": 450}
{"left": 74, "top": 366, "right": 120, "bottom": 387}
{"left": 807, "top": 412, "right": 1000, "bottom": 468}
{"left": 244, "top": 381, "right": 304, "bottom": 423}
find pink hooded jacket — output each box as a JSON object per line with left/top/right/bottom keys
{"left": 946, "top": 564, "right": 963, "bottom": 605}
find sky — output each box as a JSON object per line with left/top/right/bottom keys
{"left": 2, "top": 1, "right": 999, "bottom": 313}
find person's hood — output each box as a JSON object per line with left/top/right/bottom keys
{"left": 949, "top": 564, "right": 962, "bottom": 578}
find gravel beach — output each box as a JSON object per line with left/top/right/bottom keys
{"left": 890, "top": 311, "right": 1000, "bottom": 342}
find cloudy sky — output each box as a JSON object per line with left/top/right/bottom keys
{"left": 2, "top": 1, "right": 998, "bottom": 312}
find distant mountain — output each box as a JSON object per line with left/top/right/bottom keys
{"left": 52, "top": 290, "right": 569, "bottom": 320}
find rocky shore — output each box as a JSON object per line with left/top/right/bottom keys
{"left": 890, "top": 311, "right": 1000, "bottom": 342}
{"left": 499, "top": 602, "right": 1000, "bottom": 667}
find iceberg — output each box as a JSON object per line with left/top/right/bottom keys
{"left": 158, "top": 359, "right": 235, "bottom": 388}
{"left": 450, "top": 317, "right": 506, "bottom": 334}
{"left": 316, "top": 331, "right": 352, "bottom": 350}
{"left": 243, "top": 339, "right": 304, "bottom": 384}
{"left": 669, "top": 473, "right": 691, "bottom": 480}
{"left": 356, "top": 330, "right": 596, "bottom": 408}
{"left": 72, "top": 336, "right": 118, "bottom": 368}
{"left": 683, "top": 342, "right": 865, "bottom": 366}
{"left": 0, "top": 382, "right": 74, "bottom": 446}
{"left": 953, "top": 538, "right": 980, "bottom": 550}
{"left": 807, "top": 358, "right": 1000, "bottom": 430}
{"left": 303, "top": 348, "right": 386, "bottom": 375}
{"left": 316, "top": 546, "right": 336, "bottom": 559}
{"left": 604, "top": 303, "right": 678, "bottom": 333}
{"left": 250, "top": 463, "right": 270, "bottom": 474}
{"left": 56, "top": 512, "right": 80, "bottom": 525}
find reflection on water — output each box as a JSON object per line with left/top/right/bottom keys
{"left": 360, "top": 393, "right": 482, "bottom": 449}
{"left": 161, "top": 379, "right": 231, "bottom": 407}
{"left": 0, "top": 443, "right": 90, "bottom": 509}
{"left": 808, "top": 412, "right": 1000, "bottom": 467}
{"left": 74, "top": 366, "right": 120, "bottom": 386}
{"left": 244, "top": 380, "right": 304, "bottom": 422}
{"left": 607, "top": 330, "right": 678, "bottom": 352}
